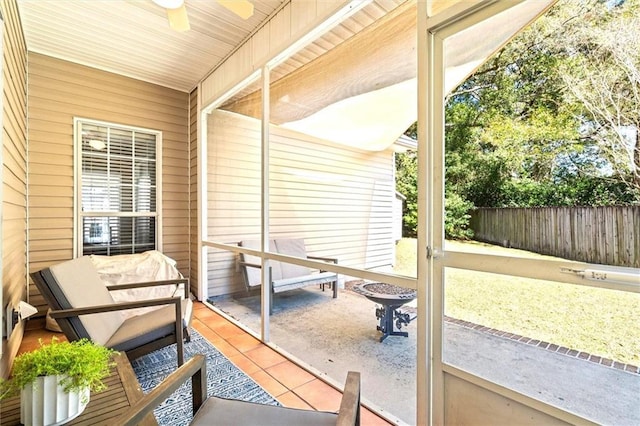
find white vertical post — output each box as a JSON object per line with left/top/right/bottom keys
{"left": 430, "top": 31, "right": 446, "bottom": 426}
{"left": 261, "top": 66, "right": 271, "bottom": 342}
{"left": 417, "top": 1, "right": 447, "bottom": 423}
{"left": 198, "top": 84, "right": 208, "bottom": 302}
{"left": 72, "top": 119, "right": 79, "bottom": 258}
{"left": 416, "top": 1, "right": 431, "bottom": 424}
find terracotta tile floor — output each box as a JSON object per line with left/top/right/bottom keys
{"left": 18, "top": 301, "right": 392, "bottom": 426}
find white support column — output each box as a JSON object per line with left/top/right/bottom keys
{"left": 260, "top": 66, "right": 271, "bottom": 342}
{"left": 430, "top": 31, "right": 447, "bottom": 426}
{"left": 198, "top": 89, "right": 208, "bottom": 302}
{"left": 418, "top": 1, "right": 447, "bottom": 423}
{"left": 416, "top": 1, "right": 431, "bottom": 424}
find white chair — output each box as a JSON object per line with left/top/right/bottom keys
{"left": 31, "top": 256, "right": 193, "bottom": 366}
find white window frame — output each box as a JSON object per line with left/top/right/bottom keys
{"left": 73, "top": 118, "right": 163, "bottom": 257}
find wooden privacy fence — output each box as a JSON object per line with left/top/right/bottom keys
{"left": 470, "top": 206, "right": 640, "bottom": 268}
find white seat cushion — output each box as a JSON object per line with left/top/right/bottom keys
{"left": 49, "top": 256, "right": 123, "bottom": 345}
{"left": 106, "top": 299, "right": 192, "bottom": 351}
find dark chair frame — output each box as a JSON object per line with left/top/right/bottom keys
{"left": 31, "top": 266, "right": 191, "bottom": 366}
{"left": 117, "top": 354, "right": 361, "bottom": 426}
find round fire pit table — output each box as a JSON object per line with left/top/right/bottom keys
{"left": 355, "top": 282, "right": 417, "bottom": 342}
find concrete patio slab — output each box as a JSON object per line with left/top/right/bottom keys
{"left": 210, "top": 286, "right": 639, "bottom": 425}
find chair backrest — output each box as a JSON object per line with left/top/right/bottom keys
{"left": 239, "top": 239, "right": 315, "bottom": 287}
{"left": 239, "top": 240, "right": 282, "bottom": 286}
{"left": 33, "top": 257, "right": 124, "bottom": 345}
{"left": 273, "top": 239, "right": 311, "bottom": 279}
{"left": 116, "top": 354, "right": 361, "bottom": 426}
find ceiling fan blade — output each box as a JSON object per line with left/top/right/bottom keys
{"left": 218, "top": 0, "right": 254, "bottom": 19}
{"left": 166, "top": 4, "right": 190, "bottom": 31}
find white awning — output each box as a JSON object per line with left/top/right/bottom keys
{"left": 281, "top": 0, "right": 554, "bottom": 151}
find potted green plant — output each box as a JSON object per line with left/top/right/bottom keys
{"left": 0, "top": 338, "right": 115, "bottom": 426}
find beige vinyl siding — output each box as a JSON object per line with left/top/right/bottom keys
{"left": 1, "top": 0, "right": 28, "bottom": 378}
{"left": 27, "top": 53, "right": 190, "bottom": 315}
{"left": 189, "top": 88, "right": 198, "bottom": 296}
{"left": 206, "top": 110, "right": 394, "bottom": 297}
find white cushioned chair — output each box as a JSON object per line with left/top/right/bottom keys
{"left": 117, "top": 354, "right": 361, "bottom": 426}
{"left": 31, "top": 256, "right": 193, "bottom": 366}
{"left": 239, "top": 238, "right": 339, "bottom": 314}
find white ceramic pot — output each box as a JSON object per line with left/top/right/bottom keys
{"left": 20, "top": 375, "right": 90, "bottom": 426}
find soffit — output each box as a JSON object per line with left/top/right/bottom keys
{"left": 17, "top": 0, "right": 287, "bottom": 92}
{"left": 17, "top": 0, "right": 409, "bottom": 93}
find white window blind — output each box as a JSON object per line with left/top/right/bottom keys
{"left": 77, "top": 120, "right": 160, "bottom": 256}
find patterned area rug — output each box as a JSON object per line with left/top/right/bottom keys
{"left": 132, "top": 330, "right": 279, "bottom": 426}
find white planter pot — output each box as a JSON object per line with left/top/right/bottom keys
{"left": 20, "top": 375, "right": 90, "bottom": 426}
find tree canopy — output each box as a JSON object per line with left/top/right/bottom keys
{"left": 396, "top": 0, "right": 640, "bottom": 239}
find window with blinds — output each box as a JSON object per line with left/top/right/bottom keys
{"left": 76, "top": 119, "right": 160, "bottom": 256}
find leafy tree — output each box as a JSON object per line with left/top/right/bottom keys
{"left": 444, "top": 193, "right": 474, "bottom": 239}
{"left": 559, "top": 0, "right": 640, "bottom": 191}
{"left": 396, "top": 0, "right": 640, "bottom": 239}
{"left": 395, "top": 150, "right": 418, "bottom": 238}
{"left": 396, "top": 149, "right": 476, "bottom": 239}
{"left": 443, "top": 0, "right": 639, "bottom": 208}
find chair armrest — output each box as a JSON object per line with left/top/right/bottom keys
{"left": 118, "top": 354, "right": 207, "bottom": 426}
{"left": 307, "top": 255, "right": 338, "bottom": 264}
{"left": 307, "top": 256, "right": 338, "bottom": 275}
{"left": 337, "top": 371, "right": 361, "bottom": 426}
{"left": 106, "top": 278, "right": 190, "bottom": 298}
{"left": 48, "top": 296, "right": 182, "bottom": 318}
{"left": 238, "top": 261, "right": 262, "bottom": 269}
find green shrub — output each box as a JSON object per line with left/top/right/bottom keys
{"left": 445, "top": 193, "right": 474, "bottom": 239}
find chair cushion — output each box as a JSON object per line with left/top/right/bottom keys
{"left": 191, "top": 396, "right": 337, "bottom": 426}
{"left": 106, "top": 299, "right": 192, "bottom": 352}
{"left": 49, "top": 256, "right": 123, "bottom": 345}
{"left": 273, "top": 271, "right": 338, "bottom": 293}
{"left": 274, "top": 239, "right": 311, "bottom": 279}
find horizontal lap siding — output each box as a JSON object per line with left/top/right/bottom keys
{"left": 206, "top": 110, "right": 394, "bottom": 297}
{"left": 28, "top": 53, "right": 190, "bottom": 315}
{"left": 1, "top": 0, "right": 28, "bottom": 378}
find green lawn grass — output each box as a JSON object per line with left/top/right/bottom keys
{"left": 393, "top": 238, "right": 640, "bottom": 365}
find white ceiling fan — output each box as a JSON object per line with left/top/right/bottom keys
{"left": 152, "top": 0, "right": 255, "bottom": 32}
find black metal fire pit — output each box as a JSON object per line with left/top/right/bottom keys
{"left": 355, "top": 282, "right": 417, "bottom": 342}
